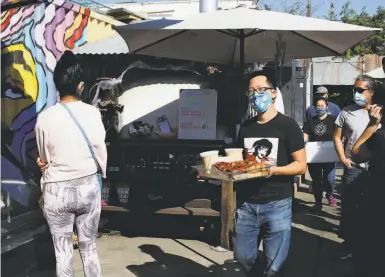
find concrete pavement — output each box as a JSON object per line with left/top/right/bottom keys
{"left": 3, "top": 170, "right": 352, "bottom": 277}
{"left": 72, "top": 181, "right": 353, "bottom": 277}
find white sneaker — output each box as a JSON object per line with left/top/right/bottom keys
{"left": 338, "top": 253, "right": 353, "bottom": 260}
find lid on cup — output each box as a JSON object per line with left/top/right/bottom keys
{"left": 225, "top": 148, "right": 243, "bottom": 152}
{"left": 200, "top": 150, "right": 219, "bottom": 157}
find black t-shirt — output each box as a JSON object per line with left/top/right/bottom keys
{"left": 302, "top": 115, "right": 335, "bottom": 142}
{"left": 236, "top": 113, "right": 305, "bottom": 204}
{"left": 367, "top": 126, "right": 385, "bottom": 179}
{"left": 373, "top": 80, "right": 385, "bottom": 106}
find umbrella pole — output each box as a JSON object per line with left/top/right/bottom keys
{"left": 239, "top": 30, "right": 245, "bottom": 122}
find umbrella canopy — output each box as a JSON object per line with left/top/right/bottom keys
{"left": 114, "top": 7, "right": 380, "bottom": 65}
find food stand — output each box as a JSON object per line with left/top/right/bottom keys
{"left": 91, "top": 57, "right": 309, "bottom": 249}
{"left": 96, "top": 65, "right": 243, "bottom": 249}
{"left": 87, "top": 6, "right": 379, "bottom": 249}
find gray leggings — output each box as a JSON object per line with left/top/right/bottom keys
{"left": 43, "top": 174, "right": 101, "bottom": 277}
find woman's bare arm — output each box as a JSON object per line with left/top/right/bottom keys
{"left": 352, "top": 105, "right": 383, "bottom": 162}
{"left": 352, "top": 125, "right": 377, "bottom": 156}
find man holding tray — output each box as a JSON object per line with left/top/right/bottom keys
{"left": 233, "top": 73, "right": 307, "bottom": 276}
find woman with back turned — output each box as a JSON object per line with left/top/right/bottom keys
{"left": 35, "top": 51, "right": 107, "bottom": 277}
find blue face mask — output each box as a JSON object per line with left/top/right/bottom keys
{"left": 316, "top": 107, "right": 328, "bottom": 116}
{"left": 353, "top": 92, "right": 367, "bottom": 107}
{"left": 250, "top": 92, "right": 273, "bottom": 113}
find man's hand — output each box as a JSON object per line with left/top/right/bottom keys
{"left": 368, "top": 104, "right": 383, "bottom": 126}
{"left": 197, "top": 172, "right": 209, "bottom": 181}
{"left": 39, "top": 184, "right": 46, "bottom": 210}
{"left": 266, "top": 166, "right": 277, "bottom": 178}
{"left": 341, "top": 158, "right": 352, "bottom": 169}
{"left": 38, "top": 195, "right": 44, "bottom": 209}
{"left": 36, "top": 157, "right": 48, "bottom": 172}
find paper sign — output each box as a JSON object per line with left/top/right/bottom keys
{"left": 306, "top": 141, "right": 339, "bottom": 163}
{"left": 178, "top": 89, "right": 217, "bottom": 140}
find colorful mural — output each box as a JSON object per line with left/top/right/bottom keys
{"left": 1, "top": 0, "right": 122, "bottom": 171}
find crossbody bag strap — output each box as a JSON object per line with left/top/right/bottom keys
{"left": 59, "top": 103, "right": 101, "bottom": 173}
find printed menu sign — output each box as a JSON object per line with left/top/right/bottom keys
{"left": 178, "top": 89, "right": 217, "bottom": 140}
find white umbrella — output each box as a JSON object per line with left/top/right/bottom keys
{"left": 114, "top": 7, "right": 380, "bottom": 65}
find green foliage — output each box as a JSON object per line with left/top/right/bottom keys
{"left": 262, "top": 0, "right": 384, "bottom": 57}
{"left": 328, "top": 3, "right": 336, "bottom": 21}
{"left": 340, "top": 1, "right": 385, "bottom": 57}
{"left": 284, "top": 1, "right": 308, "bottom": 15}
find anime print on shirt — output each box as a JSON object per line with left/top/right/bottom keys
{"left": 236, "top": 113, "right": 305, "bottom": 203}
{"left": 244, "top": 137, "right": 278, "bottom": 166}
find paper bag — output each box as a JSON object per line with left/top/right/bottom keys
{"left": 306, "top": 141, "right": 339, "bottom": 163}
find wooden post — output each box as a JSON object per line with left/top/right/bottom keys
{"left": 220, "top": 180, "right": 235, "bottom": 249}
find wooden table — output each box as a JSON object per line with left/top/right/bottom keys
{"left": 102, "top": 180, "right": 236, "bottom": 250}
{"left": 220, "top": 180, "right": 236, "bottom": 250}
{"left": 105, "top": 138, "right": 238, "bottom": 250}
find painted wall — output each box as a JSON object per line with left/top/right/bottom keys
{"left": 1, "top": 0, "right": 122, "bottom": 171}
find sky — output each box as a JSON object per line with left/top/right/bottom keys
{"left": 98, "top": 0, "right": 381, "bottom": 17}
{"left": 261, "top": 0, "right": 380, "bottom": 17}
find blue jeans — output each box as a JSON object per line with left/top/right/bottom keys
{"left": 327, "top": 164, "right": 336, "bottom": 189}
{"left": 233, "top": 198, "right": 292, "bottom": 276}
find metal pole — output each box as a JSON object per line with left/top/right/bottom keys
{"left": 306, "top": 0, "right": 311, "bottom": 17}
{"left": 239, "top": 30, "right": 245, "bottom": 121}
{"left": 305, "top": 0, "right": 312, "bottom": 117}
{"left": 240, "top": 30, "right": 245, "bottom": 77}
{"left": 291, "top": 60, "right": 295, "bottom": 118}
{"left": 305, "top": 59, "right": 313, "bottom": 117}
{"left": 6, "top": 193, "right": 11, "bottom": 223}
{"left": 199, "top": 0, "right": 219, "bottom": 13}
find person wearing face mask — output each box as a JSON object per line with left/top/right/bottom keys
{"left": 333, "top": 74, "right": 374, "bottom": 260}
{"left": 233, "top": 74, "right": 307, "bottom": 277}
{"left": 305, "top": 86, "right": 341, "bottom": 121}
{"left": 305, "top": 86, "right": 340, "bottom": 195}
{"left": 303, "top": 97, "right": 337, "bottom": 211}
{"left": 35, "top": 51, "right": 107, "bottom": 277}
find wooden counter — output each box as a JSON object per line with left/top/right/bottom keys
{"left": 102, "top": 179, "right": 236, "bottom": 250}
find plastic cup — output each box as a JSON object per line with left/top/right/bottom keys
{"left": 200, "top": 150, "right": 219, "bottom": 170}
{"left": 225, "top": 148, "right": 243, "bottom": 161}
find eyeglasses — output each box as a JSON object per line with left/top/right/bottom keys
{"left": 353, "top": 87, "right": 368, "bottom": 94}
{"left": 246, "top": 87, "right": 273, "bottom": 98}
